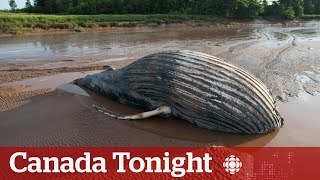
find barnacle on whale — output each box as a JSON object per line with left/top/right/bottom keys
{"left": 75, "top": 50, "right": 284, "bottom": 134}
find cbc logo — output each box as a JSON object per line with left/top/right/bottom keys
{"left": 223, "top": 155, "right": 242, "bottom": 174}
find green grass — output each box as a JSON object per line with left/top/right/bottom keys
{"left": 301, "top": 14, "right": 320, "bottom": 20}
{"left": 0, "top": 13, "right": 225, "bottom": 35}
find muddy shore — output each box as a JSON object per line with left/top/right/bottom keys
{"left": 0, "top": 20, "right": 319, "bottom": 146}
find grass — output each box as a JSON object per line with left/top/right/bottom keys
{"left": 301, "top": 14, "right": 320, "bottom": 20}
{"left": 0, "top": 13, "right": 225, "bottom": 35}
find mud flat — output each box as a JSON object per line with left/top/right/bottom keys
{"left": 0, "top": 72, "right": 319, "bottom": 147}
{"left": 0, "top": 20, "right": 319, "bottom": 146}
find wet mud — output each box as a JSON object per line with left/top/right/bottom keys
{"left": 1, "top": 20, "right": 319, "bottom": 101}
{"left": 0, "top": 20, "right": 320, "bottom": 146}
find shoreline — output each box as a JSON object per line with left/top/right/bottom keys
{"left": 0, "top": 21, "right": 230, "bottom": 37}
{"left": 0, "top": 13, "right": 229, "bottom": 36}
{"left": 0, "top": 18, "right": 316, "bottom": 38}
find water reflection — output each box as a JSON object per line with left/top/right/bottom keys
{"left": 0, "top": 20, "right": 319, "bottom": 63}
{"left": 0, "top": 26, "right": 252, "bottom": 62}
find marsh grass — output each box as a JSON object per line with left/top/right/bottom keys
{"left": 0, "top": 13, "right": 224, "bottom": 34}
{"left": 301, "top": 15, "right": 320, "bottom": 20}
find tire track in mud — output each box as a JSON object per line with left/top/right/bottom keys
{"left": 215, "top": 27, "right": 300, "bottom": 101}
{"left": 214, "top": 40, "right": 259, "bottom": 57}
{"left": 255, "top": 29, "right": 271, "bottom": 40}
{"left": 262, "top": 32, "right": 297, "bottom": 69}
{"left": 257, "top": 30, "right": 299, "bottom": 101}
{"left": 214, "top": 28, "right": 271, "bottom": 57}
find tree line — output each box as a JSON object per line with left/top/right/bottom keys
{"left": 28, "top": 0, "right": 264, "bottom": 18}
{"left": 263, "top": 0, "right": 320, "bottom": 19}
{"left": 7, "top": 0, "right": 320, "bottom": 19}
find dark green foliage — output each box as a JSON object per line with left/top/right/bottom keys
{"left": 30, "top": 0, "right": 264, "bottom": 18}
{"left": 262, "top": 1, "right": 281, "bottom": 17}
{"left": 25, "top": 0, "right": 32, "bottom": 8}
{"left": 263, "top": 0, "right": 320, "bottom": 19}
{"left": 28, "top": 0, "right": 320, "bottom": 19}
{"left": 5, "top": 0, "right": 315, "bottom": 20}
{"left": 9, "top": 0, "right": 17, "bottom": 11}
{"left": 1, "top": 0, "right": 319, "bottom": 36}
{"left": 281, "top": 6, "right": 296, "bottom": 19}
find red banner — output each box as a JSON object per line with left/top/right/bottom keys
{"left": 0, "top": 147, "right": 318, "bottom": 179}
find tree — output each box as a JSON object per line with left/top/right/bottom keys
{"left": 278, "top": 0, "right": 304, "bottom": 18}
{"left": 9, "top": 0, "right": 17, "bottom": 11}
{"left": 281, "top": 6, "right": 296, "bottom": 19}
{"left": 262, "top": 0, "right": 268, "bottom": 10}
{"left": 25, "top": 0, "right": 320, "bottom": 17}
{"left": 25, "top": 0, "right": 32, "bottom": 8}
{"left": 292, "top": 0, "right": 304, "bottom": 17}
{"left": 247, "top": 0, "right": 264, "bottom": 18}
{"left": 315, "top": 0, "right": 320, "bottom": 14}
{"left": 304, "top": 0, "right": 315, "bottom": 14}
{"left": 34, "top": 0, "right": 46, "bottom": 7}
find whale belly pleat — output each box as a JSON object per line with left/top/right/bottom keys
{"left": 121, "top": 50, "right": 283, "bottom": 134}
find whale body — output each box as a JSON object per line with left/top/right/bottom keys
{"left": 75, "top": 50, "right": 284, "bottom": 134}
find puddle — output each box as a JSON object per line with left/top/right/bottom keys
{"left": 0, "top": 71, "right": 99, "bottom": 96}
{"left": 268, "top": 93, "right": 320, "bottom": 146}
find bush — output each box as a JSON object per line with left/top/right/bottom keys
{"left": 78, "top": 21, "right": 98, "bottom": 28}
{"left": 8, "top": 27, "right": 23, "bottom": 35}
{"left": 49, "top": 22, "right": 75, "bottom": 29}
{"left": 74, "top": 27, "right": 85, "bottom": 32}
{"left": 109, "top": 22, "right": 118, "bottom": 27}
{"left": 145, "top": 18, "right": 162, "bottom": 24}
{"left": 97, "top": 22, "right": 109, "bottom": 27}
{"left": 22, "top": 22, "right": 33, "bottom": 28}
{"left": 281, "top": 7, "right": 295, "bottom": 20}
{"left": 34, "top": 23, "right": 49, "bottom": 29}
{"left": 0, "top": 22, "right": 23, "bottom": 34}
{"left": 121, "top": 22, "right": 137, "bottom": 27}
{"left": 0, "top": 22, "right": 15, "bottom": 32}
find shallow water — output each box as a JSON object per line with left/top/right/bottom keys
{"left": 0, "top": 27, "right": 250, "bottom": 63}
{"left": 0, "top": 20, "right": 318, "bottom": 64}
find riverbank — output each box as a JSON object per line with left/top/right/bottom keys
{"left": 0, "top": 13, "right": 227, "bottom": 35}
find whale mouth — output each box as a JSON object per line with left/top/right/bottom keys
{"left": 280, "top": 117, "right": 284, "bottom": 127}
{"left": 73, "top": 78, "right": 85, "bottom": 87}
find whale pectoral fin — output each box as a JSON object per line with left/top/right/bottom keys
{"left": 92, "top": 104, "right": 171, "bottom": 120}
{"left": 92, "top": 104, "right": 118, "bottom": 118}
{"left": 117, "top": 106, "right": 171, "bottom": 120}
